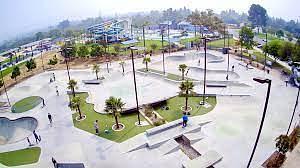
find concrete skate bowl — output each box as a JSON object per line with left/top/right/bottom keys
{"left": 188, "top": 67, "right": 240, "bottom": 81}
{"left": 0, "top": 117, "right": 38, "bottom": 145}
{"left": 11, "top": 96, "right": 42, "bottom": 113}
{"left": 166, "top": 53, "right": 224, "bottom": 63}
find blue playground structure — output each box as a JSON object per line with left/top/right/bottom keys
{"left": 87, "top": 19, "right": 131, "bottom": 43}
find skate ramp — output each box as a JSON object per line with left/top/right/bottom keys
{"left": 0, "top": 117, "right": 38, "bottom": 145}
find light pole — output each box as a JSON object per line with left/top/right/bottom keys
{"left": 161, "top": 28, "right": 165, "bottom": 75}
{"left": 61, "top": 47, "right": 71, "bottom": 82}
{"left": 223, "top": 24, "right": 226, "bottom": 49}
{"left": 168, "top": 24, "right": 171, "bottom": 55}
{"left": 264, "top": 33, "right": 268, "bottom": 71}
{"left": 247, "top": 77, "right": 272, "bottom": 168}
{"left": 286, "top": 86, "right": 300, "bottom": 134}
{"left": 130, "top": 46, "right": 141, "bottom": 125}
{"left": 226, "top": 34, "right": 230, "bottom": 80}
{"left": 0, "top": 63, "right": 11, "bottom": 106}
{"left": 40, "top": 42, "right": 45, "bottom": 71}
{"left": 200, "top": 37, "right": 208, "bottom": 105}
{"left": 240, "top": 34, "right": 243, "bottom": 61}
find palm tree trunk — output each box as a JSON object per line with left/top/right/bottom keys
{"left": 182, "top": 71, "right": 184, "bottom": 80}
{"left": 72, "top": 87, "right": 75, "bottom": 97}
{"left": 115, "top": 115, "right": 119, "bottom": 129}
{"left": 122, "top": 65, "right": 124, "bottom": 74}
{"left": 77, "top": 104, "right": 82, "bottom": 119}
{"left": 96, "top": 72, "right": 99, "bottom": 80}
{"left": 146, "top": 63, "right": 148, "bottom": 71}
{"left": 185, "top": 90, "right": 188, "bottom": 110}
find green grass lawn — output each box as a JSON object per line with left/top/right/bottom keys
{"left": 0, "top": 147, "right": 41, "bottom": 166}
{"left": 207, "top": 38, "right": 236, "bottom": 48}
{"left": 71, "top": 93, "right": 152, "bottom": 143}
{"left": 155, "top": 96, "right": 217, "bottom": 122}
{"left": 11, "top": 96, "right": 42, "bottom": 113}
{"left": 138, "top": 68, "right": 196, "bottom": 81}
{"left": 257, "top": 33, "right": 278, "bottom": 41}
{"left": 180, "top": 37, "right": 198, "bottom": 44}
{"left": 0, "top": 62, "right": 26, "bottom": 77}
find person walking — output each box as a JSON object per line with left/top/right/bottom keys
{"left": 232, "top": 65, "right": 235, "bottom": 72}
{"left": 182, "top": 113, "right": 188, "bottom": 128}
{"left": 26, "top": 137, "right": 32, "bottom": 146}
{"left": 42, "top": 98, "right": 45, "bottom": 107}
{"left": 48, "top": 113, "right": 53, "bottom": 126}
{"left": 52, "top": 157, "right": 57, "bottom": 168}
{"left": 52, "top": 73, "right": 56, "bottom": 81}
{"left": 33, "top": 130, "right": 41, "bottom": 144}
{"left": 94, "top": 120, "right": 99, "bottom": 135}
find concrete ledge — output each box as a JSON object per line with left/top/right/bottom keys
{"left": 157, "top": 139, "right": 180, "bottom": 155}
{"left": 146, "top": 120, "right": 182, "bottom": 136}
{"left": 182, "top": 150, "right": 222, "bottom": 168}
{"left": 82, "top": 79, "right": 102, "bottom": 84}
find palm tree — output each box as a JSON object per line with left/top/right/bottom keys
{"left": 104, "top": 96, "right": 125, "bottom": 129}
{"left": 119, "top": 61, "right": 125, "bottom": 74}
{"left": 92, "top": 64, "right": 100, "bottom": 80}
{"left": 275, "top": 135, "right": 290, "bottom": 155}
{"left": 143, "top": 57, "right": 151, "bottom": 71}
{"left": 70, "top": 96, "right": 83, "bottom": 119}
{"left": 178, "top": 64, "right": 188, "bottom": 80}
{"left": 179, "top": 80, "right": 194, "bottom": 112}
{"left": 67, "top": 79, "right": 77, "bottom": 97}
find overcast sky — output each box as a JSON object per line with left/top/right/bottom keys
{"left": 1, "top": 0, "right": 299, "bottom": 42}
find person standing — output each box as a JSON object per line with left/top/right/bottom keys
{"left": 52, "top": 157, "right": 57, "bottom": 168}
{"left": 48, "top": 113, "right": 53, "bottom": 127}
{"left": 42, "top": 98, "right": 46, "bottom": 107}
{"left": 33, "top": 130, "right": 41, "bottom": 144}
{"left": 182, "top": 113, "right": 188, "bottom": 128}
{"left": 94, "top": 120, "right": 99, "bottom": 135}
{"left": 232, "top": 65, "right": 235, "bottom": 72}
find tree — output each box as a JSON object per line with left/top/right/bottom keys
{"left": 292, "top": 44, "right": 300, "bottom": 61}
{"left": 264, "top": 40, "right": 282, "bottom": 61}
{"left": 276, "top": 30, "right": 284, "bottom": 38}
{"left": 275, "top": 135, "right": 290, "bottom": 154}
{"left": 90, "top": 44, "right": 103, "bottom": 57}
{"left": 48, "top": 55, "right": 58, "bottom": 66}
{"left": 77, "top": 45, "right": 89, "bottom": 57}
{"left": 35, "top": 32, "right": 45, "bottom": 41}
{"left": 58, "top": 20, "right": 70, "bottom": 30}
{"left": 239, "top": 26, "right": 255, "bottom": 51}
{"left": 178, "top": 64, "right": 188, "bottom": 80}
{"left": 150, "top": 43, "right": 158, "bottom": 52}
{"left": 113, "top": 44, "right": 121, "bottom": 55}
{"left": 248, "top": 4, "right": 267, "bottom": 33}
{"left": 25, "top": 59, "right": 37, "bottom": 71}
{"left": 279, "top": 42, "right": 293, "bottom": 61}
{"left": 11, "top": 66, "right": 21, "bottom": 81}
{"left": 119, "top": 61, "right": 125, "bottom": 74}
{"left": 104, "top": 96, "right": 125, "bottom": 129}
{"left": 143, "top": 57, "right": 151, "bottom": 71}
{"left": 179, "top": 80, "right": 194, "bottom": 112}
{"left": 70, "top": 96, "right": 84, "bottom": 119}
{"left": 286, "top": 33, "right": 293, "bottom": 41}
{"left": 67, "top": 79, "right": 77, "bottom": 97}
{"left": 92, "top": 64, "right": 100, "bottom": 80}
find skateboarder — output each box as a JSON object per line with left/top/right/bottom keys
{"left": 33, "top": 130, "right": 41, "bottom": 144}
{"left": 26, "top": 137, "right": 32, "bottom": 146}
{"left": 182, "top": 113, "right": 188, "bottom": 128}
{"left": 48, "top": 113, "right": 53, "bottom": 126}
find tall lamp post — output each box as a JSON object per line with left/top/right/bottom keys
{"left": 60, "top": 47, "right": 71, "bottom": 82}
{"left": 129, "top": 46, "right": 141, "bottom": 125}
{"left": 247, "top": 77, "right": 272, "bottom": 168}
{"left": 226, "top": 34, "right": 230, "bottom": 80}
{"left": 161, "top": 28, "right": 166, "bottom": 75}
{"left": 263, "top": 33, "right": 268, "bottom": 71}
{"left": 286, "top": 85, "right": 300, "bottom": 134}
{"left": 200, "top": 37, "right": 209, "bottom": 105}
{"left": 0, "top": 63, "right": 11, "bottom": 106}
{"left": 168, "top": 23, "right": 171, "bottom": 55}
{"left": 40, "top": 42, "right": 45, "bottom": 71}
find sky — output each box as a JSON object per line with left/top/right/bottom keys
{"left": 0, "top": 0, "right": 299, "bottom": 42}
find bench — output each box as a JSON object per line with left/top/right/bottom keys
{"left": 146, "top": 120, "right": 182, "bottom": 136}
{"left": 82, "top": 79, "right": 102, "bottom": 85}
{"left": 182, "top": 150, "right": 222, "bottom": 168}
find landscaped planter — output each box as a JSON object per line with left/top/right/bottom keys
{"left": 75, "top": 115, "right": 86, "bottom": 121}
{"left": 112, "top": 123, "right": 125, "bottom": 131}
{"left": 181, "top": 106, "right": 192, "bottom": 114}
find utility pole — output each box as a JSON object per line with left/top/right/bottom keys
{"left": 161, "top": 28, "right": 165, "bottom": 74}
